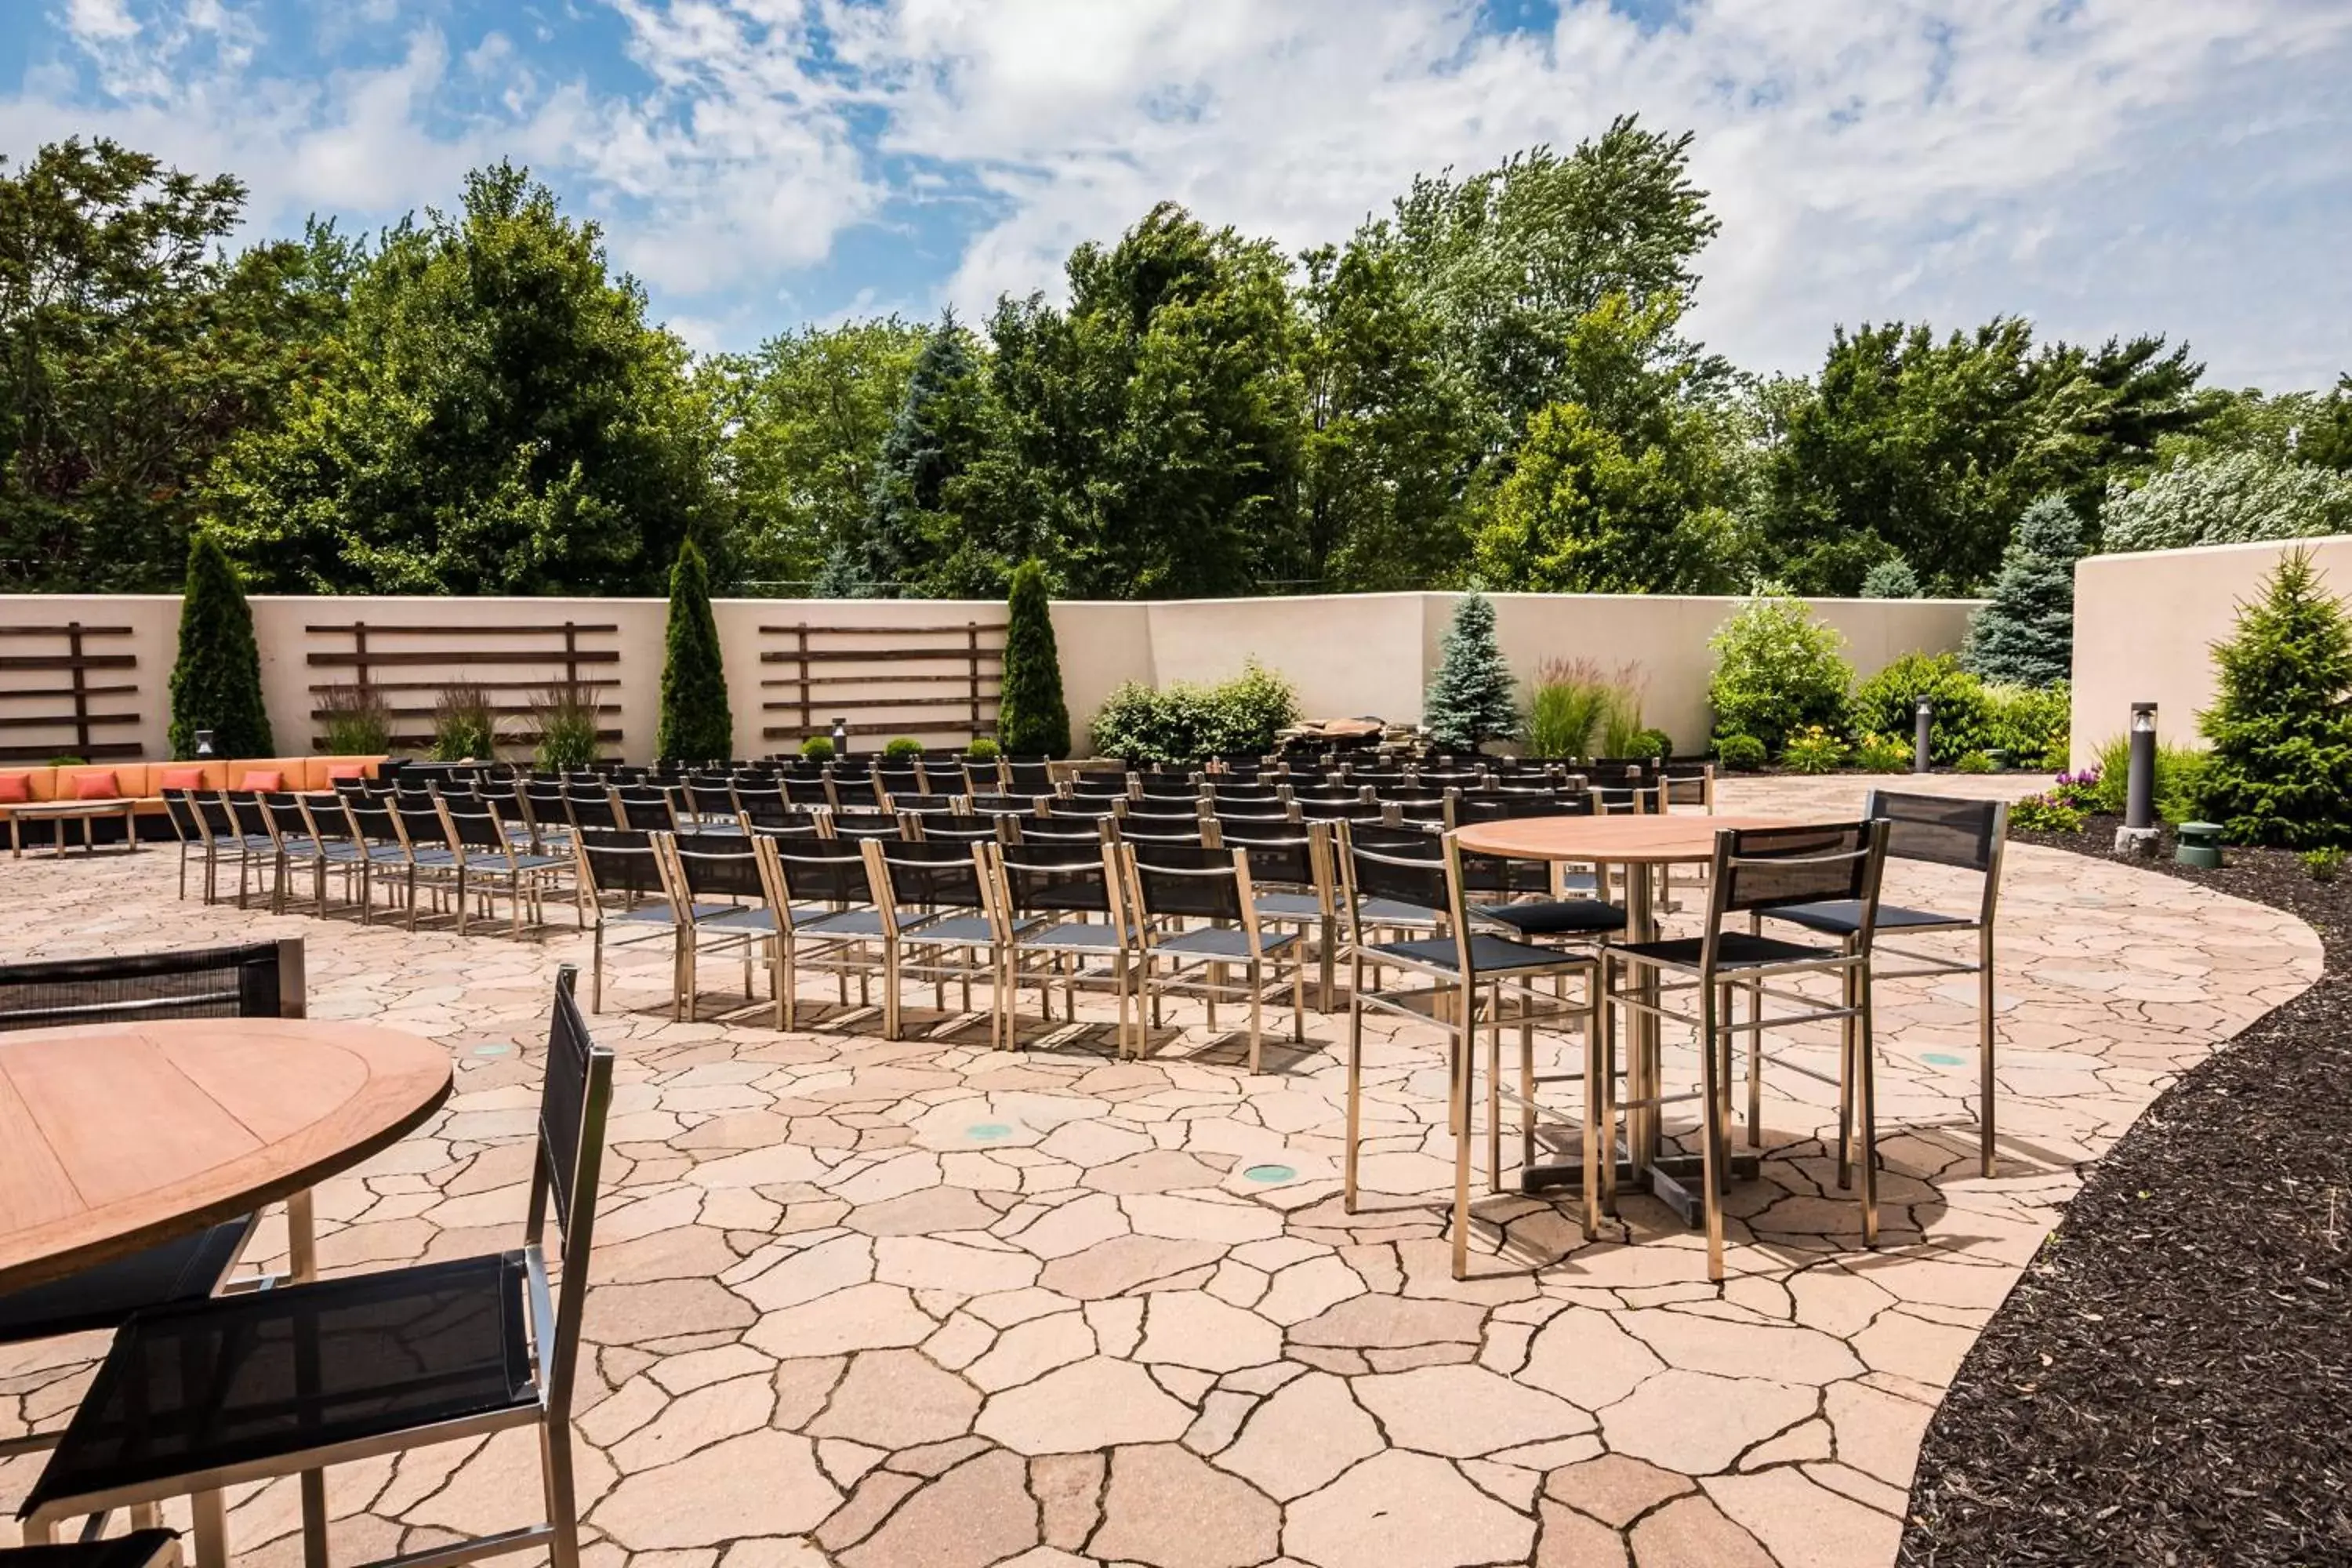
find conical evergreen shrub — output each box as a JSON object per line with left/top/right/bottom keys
{"left": 2197, "top": 550, "right": 2352, "bottom": 848}
{"left": 656, "top": 539, "right": 735, "bottom": 764}
{"left": 996, "top": 559, "right": 1070, "bottom": 757}
{"left": 1963, "top": 496, "right": 2080, "bottom": 686}
{"left": 1425, "top": 592, "right": 1519, "bottom": 751}
{"left": 168, "top": 532, "right": 273, "bottom": 759}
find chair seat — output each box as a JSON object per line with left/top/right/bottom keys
{"left": 695, "top": 906, "right": 775, "bottom": 932}
{"left": 1766, "top": 899, "right": 1971, "bottom": 936}
{"left": 0, "top": 1216, "right": 258, "bottom": 1345}
{"left": 1253, "top": 892, "right": 1325, "bottom": 921}
{"left": 800, "top": 909, "right": 935, "bottom": 938}
{"left": 0, "top": 1529, "right": 180, "bottom": 1568}
{"left": 1356, "top": 895, "right": 1440, "bottom": 927}
{"left": 1156, "top": 927, "right": 1298, "bottom": 960}
{"left": 1367, "top": 934, "right": 1588, "bottom": 976}
{"left": 614, "top": 902, "right": 736, "bottom": 926}
{"left": 23, "top": 1252, "right": 535, "bottom": 1516}
{"left": 1476, "top": 898, "right": 1628, "bottom": 937}
{"left": 902, "top": 913, "right": 1018, "bottom": 946}
{"left": 1016, "top": 921, "right": 1123, "bottom": 953}
{"left": 1613, "top": 931, "right": 1839, "bottom": 970}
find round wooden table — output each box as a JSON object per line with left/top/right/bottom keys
{"left": 0, "top": 1018, "right": 454, "bottom": 1294}
{"left": 1450, "top": 813, "right": 1814, "bottom": 1204}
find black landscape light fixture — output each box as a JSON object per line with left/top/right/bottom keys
{"left": 831, "top": 717, "right": 851, "bottom": 760}
{"left": 2125, "top": 702, "right": 2158, "bottom": 832}
{"left": 194, "top": 728, "right": 216, "bottom": 759}
{"left": 1913, "top": 696, "right": 1934, "bottom": 774}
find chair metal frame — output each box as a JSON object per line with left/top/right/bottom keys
{"left": 1602, "top": 821, "right": 1890, "bottom": 1281}
{"left": 1336, "top": 833, "right": 1599, "bottom": 1277}
{"left": 1113, "top": 842, "right": 1306, "bottom": 1072}
{"left": 19, "top": 967, "right": 613, "bottom": 1568}
{"left": 982, "top": 841, "right": 1134, "bottom": 1054}
{"left": 652, "top": 830, "right": 777, "bottom": 1022}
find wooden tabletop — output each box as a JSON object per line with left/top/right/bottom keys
{"left": 1451, "top": 813, "right": 1814, "bottom": 863}
{"left": 0, "top": 1018, "right": 453, "bottom": 1293}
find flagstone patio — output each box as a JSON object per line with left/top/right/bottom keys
{"left": 0, "top": 777, "right": 2319, "bottom": 1568}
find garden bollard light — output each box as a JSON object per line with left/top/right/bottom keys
{"left": 1913, "top": 697, "right": 1934, "bottom": 774}
{"left": 832, "top": 717, "right": 850, "bottom": 760}
{"left": 2125, "top": 702, "right": 2158, "bottom": 831}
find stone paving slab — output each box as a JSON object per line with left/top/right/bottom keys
{"left": 0, "top": 777, "right": 2318, "bottom": 1568}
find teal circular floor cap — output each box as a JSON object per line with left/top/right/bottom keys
{"left": 966, "top": 1123, "right": 1014, "bottom": 1142}
{"left": 1243, "top": 1163, "right": 1297, "bottom": 1184}
{"left": 471, "top": 1044, "right": 513, "bottom": 1057}
{"left": 1922, "top": 1051, "right": 1965, "bottom": 1067}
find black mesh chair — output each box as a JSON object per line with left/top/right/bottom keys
{"left": 656, "top": 831, "right": 778, "bottom": 1022}
{"left": 335, "top": 794, "right": 418, "bottom": 927}
{"left": 825, "top": 771, "right": 882, "bottom": 813}
{"left": 732, "top": 784, "right": 791, "bottom": 829}
{"left": 189, "top": 793, "right": 271, "bottom": 909}
{"left": 967, "top": 791, "right": 1046, "bottom": 818}
{"left": 983, "top": 843, "right": 1133, "bottom": 1053}
{"left": 822, "top": 810, "right": 904, "bottom": 841}
{"left": 0, "top": 1532, "right": 180, "bottom": 1568}
{"left": 0, "top": 942, "right": 302, "bottom": 1466}
{"left": 1605, "top": 821, "right": 1889, "bottom": 1281}
{"left": 438, "top": 795, "right": 569, "bottom": 938}
{"left": 960, "top": 760, "right": 1007, "bottom": 795}
{"left": 1116, "top": 843, "right": 1305, "bottom": 1072}
{"left": 1338, "top": 833, "right": 1599, "bottom": 1276}
{"left": 752, "top": 836, "right": 909, "bottom": 1033}
{"left": 902, "top": 808, "right": 998, "bottom": 844}
{"left": 612, "top": 785, "right": 678, "bottom": 833}
{"left": 1004, "top": 760, "right": 1055, "bottom": 796}
{"left": 866, "top": 839, "right": 1003, "bottom": 1032}
{"left": 18, "top": 969, "right": 612, "bottom": 1568}
{"left": 561, "top": 785, "right": 620, "bottom": 833}
{"left": 1762, "top": 791, "right": 2008, "bottom": 1177}
{"left": 872, "top": 762, "right": 926, "bottom": 804}
{"left": 394, "top": 797, "right": 460, "bottom": 926}
{"left": 573, "top": 827, "right": 676, "bottom": 1012}
{"left": 1211, "top": 821, "right": 1339, "bottom": 1011}
{"left": 158, "top": 789, "right": 204, "bottom": 901}
{"left": 1002, "top": 815, "right": 1106, "bottom": 848}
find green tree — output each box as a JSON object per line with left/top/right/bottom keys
{"left": 1860, "top": 559, "right": 1921, "bottom": 598}
{"left": 1964, "top": 495, "right": 2080, "bottom": 685}
{"left": 1294, "top": 241, "right": 1476, "bottom": 590}
{"left": 2098, "top": 452, "right": 2352, "bottom": 554}
{"left": 1375, "top": 118, "right": 1720, "bottom": 447}
{"left": 996, "top": 559, "right": 1070, "bottom": 757}
{"left": 655, "top": 539, "right": 733, "bottom": 763}
{"left": 836, "top": 311, "right": 992, "bottom": 597}
{"left": 210, "top": 162, "right": 723, "bottom": 594}
{"left": 1759, "top": 323, "right": 2209, "bottom": 593}
{"left": 167, "top": 532, "right": 272, "bottom": 758}
{"left": 0, "top": 138, "right": 353, "bottom": 590}
{"left": 965, "top": 205, "right": 1302, "bottom": 599}
{"left": 2197, "top": 550, "right": 2352, "bottom": 848}
{"left": 717, "top": 317, "right": 925, "bottom": 588}
{"left": 1424, "top": 591, "right": 1519, "bottom": 750}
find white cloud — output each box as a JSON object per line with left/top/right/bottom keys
{"left": 4, "top": 0, "right": 2347, "bottom": 386}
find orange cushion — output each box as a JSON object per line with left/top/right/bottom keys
{"left": 0, "top": 774, "right": 28, "bottom": 804}
{"left": 237, "top": 770, "right": 284, "bottom": 791}
{"left": 326, "top": 764, "right": 366, "bottom": 782}
{"left": 73, "top": 771, "right": 120, "bottom": 800}
{"left": 158, "top": 768, "right": 207, "bottom": 790}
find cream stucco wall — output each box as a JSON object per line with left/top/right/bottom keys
{"left": 2, "top": 588, "right": 1981, "bottom": 763}
{"left": 2071, "top": 532, "right": 2352, "bottom": 769}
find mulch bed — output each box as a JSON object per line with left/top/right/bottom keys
{"left": 1900, "top": 814, "right": 2352, "bottom": 1566}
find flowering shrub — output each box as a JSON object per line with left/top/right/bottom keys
{"left": 2049, "top": 768, "right": 2101, "bottom": 811}
{"left": 1852, "top": 732, "right": 1911, "bottom": 771}
{"left": 1782, "top": 725, "right": 1847, "bottom": 775}
{"left": 2009, "top": 793, "right": 2085, "bottom": 833}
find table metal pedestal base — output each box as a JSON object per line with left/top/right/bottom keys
{"left": 1521, "top": 1152, "right": 1762, "bottom": 1227}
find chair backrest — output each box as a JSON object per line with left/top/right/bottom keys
{"left": 1211, "top": 822, "right": 1319, "bottom": 893}
{"left": 564, "top": 786, "right": 620, "bottom": 831}
{"left": 1337, "top": 824, "right": 1446, "bottom": 936}
{"left": 1112, "top": 818, "right": 1206, "bottom": 848}
{"left": 614, "top": 786, "right": 677, "bottom": 833}
{"left": 866, "top": 837, "right": 989, "bottom": 912}
{"left": 160, "top": 787, "right": 202, "bottom": 840}
{"left": 343, "top": 793, "right": 403, "bottom": 848}
{"left": 191, "top": 790, "right": 238, "bottom": 839}
{"left": 1005, "top": 760, "right": 1055, "bottom": 794}
{"left": 903, "top": 810, "right": 999, "bottom": 844}
{"left": 575, "top": 826, "right": 665, "bottom": 905}
{"left": 886, "top": 793, "right": 966, "bottom": 816}
{"left": 822, "top": 811, "right": 902, "bottom": 841}
{"left": 1450, "top": 792, "right": 1590, "bottom": 827}
{"left": 763, "top": 835, "right": 875, "bottom": 906}
{"left": 733, "top": 785, "right": 791, "bottom": 829}
{"left": 1708, "top": 821, "right": 1889, "bottom": 938}
{"left": 1864, "top": 789, "right": 2005, "bottom": 874}
{"left": 0, "top": 938, "right": 304, "bottom": 1030}
{"left": 826, "top": 775, "right": 881, "bottom": 811}
{"left": 396, "top": 797, "right": 451, "bottom": 851}
{"left": 873, "top": 764, "right": 925, "bottom": 799}
{"left": 961, "top": 761, "right": 1006, "bottom": 794}
{"left": 223, "top": 790, "right": 273, "bottom": 840}
{"left": 261, "top": 791, "right": 314, "bottom": 840}
{"left": 1045, "top": 795, "right": 1120, "bottom": 821}
{"left": 993, "top": 842, "right": 1117, "bottom": 918}
{"left": 1004, "top": 815, "right": 1108, "bottom": 848}
{"left": 783, "top": 776, "right": 833, "bottom": 809}
{"left": 524, "top": 967, "right": 614, "bottom": 1422}
{"left": 655, "top": 830, "right": 759, "bottom": 906}
{"left": 440, "top": 795, "right": 514, "bottom": 853}
{"left": 1123, "top": 842, "right": 1251, "bottom": 926}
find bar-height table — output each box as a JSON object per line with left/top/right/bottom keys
{"left": 0, "top": 1018, "right": 453, "bottom": 1566}
{"left": 1450, "top": 813, "right": 1811, "bottom": 1221}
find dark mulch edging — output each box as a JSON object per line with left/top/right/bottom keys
{"left": 1901, "top": 814, "right": 2352, "bottom": 1567}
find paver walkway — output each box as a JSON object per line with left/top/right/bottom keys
{"left": 0, "top": 778, "right": 2318, "bottom": 1568}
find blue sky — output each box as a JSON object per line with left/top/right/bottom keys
{"left": 5, "top": 0, "right": 2347, "bottom": 388}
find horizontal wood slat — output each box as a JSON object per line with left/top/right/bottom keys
{"left": 0, "top": 626, "right": 133, "bottom": 638}
{"left": 0, "top": 655, "right": 137, "bottom": 671}
{"left": 760, "top": 695, "right": 1003, "bottom": 713}
{"left": 0, "top": 742, "right": 144, "bottom": 762}
{"left": 307, "top": 649, "right": 621, "bottom": 668}
{"left": 756, "top": 624, "right": 1006, "bottom": 637}
{"left": 0, "top": 713, "right": 138, "bottom": 731}
{"left": 302, "top": 623, "right": 619, "bottom": 637}
{"left": 0, "top": 622, "right": 141, "bottom": 763}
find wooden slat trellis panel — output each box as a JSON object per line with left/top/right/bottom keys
{"left": 757, "top": 620, "right": 1007, "bottom": 742}
{"left": 0, "top": 624, "right": 143, "bottom": 762}
{"left": 303, "top": 620, "right": 623, "bottom": 752}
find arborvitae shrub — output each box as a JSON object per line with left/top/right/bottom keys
{"left": 996, "top": 559, "right": 1072, "bottom": 757}
{"left": 655, "top": 539, "right": 734, "bottom": 764}
{"left": 168, "top": 532, "right": 274, "bottom": 759}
